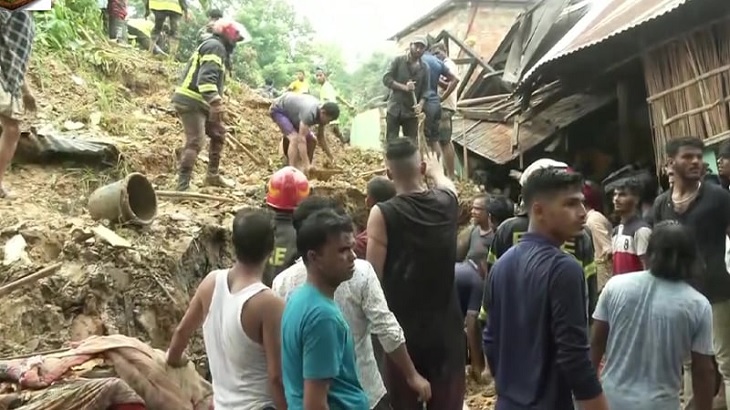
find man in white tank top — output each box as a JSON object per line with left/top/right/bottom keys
{"left": 166, "top": 208, "right": 287, "bottom": 410}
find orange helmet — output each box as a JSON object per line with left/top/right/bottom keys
{"left": 266, "top": 166, "right": 310, "bottom": 211}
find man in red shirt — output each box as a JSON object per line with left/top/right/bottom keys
{"left": 612, "top": 178, "right": 652, "bottom": 275}
{"left": 354, "top": 176, "right": 395, "bottom": 259}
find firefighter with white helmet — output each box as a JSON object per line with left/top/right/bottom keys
{"left": 171, "top": 18, "right": 250, "bottom": 191}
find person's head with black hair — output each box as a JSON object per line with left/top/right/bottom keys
{"left": 612, "top": 177, "right": 643, "bottom": 218}
{"left": 430, "top": 42, "right": 447, "bottom": 60}
{"left": 292, "top": 195, "right": 345, "bottom": 232}
{"left": 231, "top": 208, "right": 275, "bottom": 266}
{"left": 297, "top": 209, "right": 356, "bottom": 288}
{"left": 319, "top": 102, "right": 340, "bottom": 125}
{"left": 486, "top": 195, "right": 514, "bottom": 228}
{"left": 315, "top": 67, "right": 328, "bottom": 85}
{"left": 470, "top": 195, "right": 489, "bottom": 229}
{"left": 207, "top": 8, "right": 223, "bottom": 21}
{"left": 365, "top": 176, "right": 396, "bottom": 208}
{"left": 384, "top": 138, "right": 425, "bottom": 192}
{"left": 666, "top": 136, "right": 704, "bottom": 185}
{"left": 718, "top": 140, "right": 730, "bottom": 180}
{"left": 295, "top": 69, "right": 305, "bottom": 81}
{"left": 522, "top": 167, "right": 586, "bottom": 243}
{"left": 647, "top": 221, "right": 701, "bottom": 282}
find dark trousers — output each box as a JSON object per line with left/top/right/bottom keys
{"left": 175, "top": 104, "right": 225, "bottom": 175}
{"left": 384, "top": 358, "right": 465, "bottom": 410}
{"left": 385, "top": 113, "right": 418, "bottom": 143}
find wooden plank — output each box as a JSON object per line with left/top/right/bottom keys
{"left": 453, "top": 57, "right": 478, "bottom": 65}
{"left": 457, "top": 94, "right": 510, "bottom": 107}
{"left": 704, "top": 130, "right": 730, "bottom": 146}
{"left": 661, "top": 96, "right": 730, "bottom": 127}
{"left": 457, "top": 61, "right": 477, "bottom": 100}
{"left": 442, "top": 31, "right": 497, "bottom": 73}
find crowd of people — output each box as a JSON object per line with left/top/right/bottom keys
{"left": 160, "top": 135, "right": 730, "bottom": 410}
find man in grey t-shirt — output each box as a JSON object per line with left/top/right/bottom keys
{"left": 270, "top": 92, "right": 339, "bottom": 175}
{"left": 590, "top": 222, "right": 716, "bottom": 410}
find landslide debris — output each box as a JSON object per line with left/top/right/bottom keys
{"left": 0, "top": 41, "right": 485, "bottom": 407}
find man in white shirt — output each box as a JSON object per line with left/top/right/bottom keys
{"left": 273, "top": 195, "right": 431, "bottom": 409}
{"left": 430, "top": 42, "right": 459, "bottom": 179}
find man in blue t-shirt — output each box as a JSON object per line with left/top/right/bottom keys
{"left": 281, "top": 209, "right": 369, "bottom": 410}
{"left": 420, "top": 42, "right": 459, "bottom": 164}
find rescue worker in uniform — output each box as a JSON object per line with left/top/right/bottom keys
{"left": 144, "top": 0, "right": 187, "bottom": 56}
{"left": 480, "top": 159, "right": 598, "bottom": 324}
{"left": 263, "top": 166, "right": 310, "bottom": 287}
{"left": 126, "top": 18, "right": 164, "bottom": 54}
{"left": 198, "top": 8, "right": 222, "bottom": 42}
{"left": 171, "top": 19, "right": 248, "bottom": 191}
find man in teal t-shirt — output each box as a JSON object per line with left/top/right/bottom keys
{"left": 281, "top": 209, "right": 369, "bottom": 409}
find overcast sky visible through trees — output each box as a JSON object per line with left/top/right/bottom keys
{"left": 288, "top": 0, "right": 443, "bottom": 67}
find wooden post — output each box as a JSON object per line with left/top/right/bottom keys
{"left": 617, "top": 80, "right": 633, "bottom": 163}
{"left": 461, "top": 115, "right": 469, "bottom": 180}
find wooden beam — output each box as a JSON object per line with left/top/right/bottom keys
{"left": 459, "top": 109, "right": 505, "bottom": 122}
{"left": 457, "top": 94, "right": 510, "bottom": 107}
{"left": 453, "top": 57, "right": 477, "bottom": 65}
{"left": 442, "top": 31, "right": 496, "bottom": 73}
{"left": 457, "top": 61, "right": 478, "bottom": 100}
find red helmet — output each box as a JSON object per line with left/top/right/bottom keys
{"left": 266, "top": 166, "right": 310, "bottom": 211}
{"left": 212, "top": 18, "right": 250, "bottom": 44}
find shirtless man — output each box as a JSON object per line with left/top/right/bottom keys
{"left": 270, "top": 92, "right": 338, "bottom": 174}
{"left": 166, "top": 209, "right": 286, "bottom": 410}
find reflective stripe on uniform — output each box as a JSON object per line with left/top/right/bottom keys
{"left": 583, "top": 261, "right": 596, "bottom": 280}
{"left": 149, "top": 0, "right": 181, "bottom": 14}
{"left": 198, "top": 83, "right": 218, "bottom": 93}
{"left": 200, "top": 53, "right": 223, "bottom": 68}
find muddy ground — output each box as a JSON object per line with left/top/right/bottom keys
{"left": 0, "top": 45, "right": 491, "bottom": 408}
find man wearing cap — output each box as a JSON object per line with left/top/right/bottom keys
{"left": 382, "top": 35, "right": 429, "bottom": 144}
{"left": 480, "top": 159, "right": 597, "bottom": 322}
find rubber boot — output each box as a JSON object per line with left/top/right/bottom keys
{"left": 177, "top": 170, "right": 192, "bottom": 191}
{"left": 204, "top": 149, "right": 234, "bottom": 188}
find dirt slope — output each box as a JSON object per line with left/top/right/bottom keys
{"left": 0, "top": 43, "right": 491, "bottom": 409}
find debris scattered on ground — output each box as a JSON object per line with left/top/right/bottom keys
{"left": 0, "top": 43, "right": 487, "bottom": 407}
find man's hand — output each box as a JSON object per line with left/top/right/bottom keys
{"left": 405, "top": 80, "right": 416, "bottom": 92}
{"left": 423, "top": 152, "right": 443, "bottom": 177}
{"left": 414, "top": 101, "right": 423, "bottom": 115}
{"left": 406, "top": 373, "right": 432, "bottom": 403}
{"left": 22, "top": 91, "right": 36, "bottom": 113}
{"left": 165, "top": 349, "right": 188, "bottom": 368}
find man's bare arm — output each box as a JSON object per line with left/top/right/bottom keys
{"left": 692, "top": 352, "right": 716, "bottom": 410}
{"left": 590, "top": 320, "right": 609, "bottom": 372}
{"left": 167, "top": 273, "right": 216, "bottom": 364}
{"left": 304, "top": 379, "right": 330, "bottom": 410}
{"left": 316, "top": 125, "right": 334, "bottom": 161}
{"left": 366, "top": 206, "right": 388, "bottom": 279}
{"left": 440, "top": 71, "right": 460, "bottom": 102}
{"left": 456, "top": 226, "right": 473, "bottom": 261}
{"left": 259, "top": 293, "right": 288, "bottom": 410}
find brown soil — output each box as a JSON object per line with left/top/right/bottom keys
{"left": 0, "top": 43, "right": 487, "bottom": 407}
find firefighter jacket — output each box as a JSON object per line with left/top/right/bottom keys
{"left": 147, "top": 0, "right": 184, "bottom": 15}
{"left": 172, "top": 35, "right": 229, "bottom": 110}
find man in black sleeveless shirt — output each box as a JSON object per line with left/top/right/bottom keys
{"left": 366, "top": 139, "right": 465, "bottom": 410}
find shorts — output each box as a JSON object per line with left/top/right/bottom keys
{"left": 439, "top": 108, "right": 454, "bottom": 143}
{"left": 151, "top": 10, "right": 180, "bottom": 37}
{"left": 423, "top": 101, "right": 442, "bottom": 142}
{"left": 270, "top": 108, "right": 315, "bottom": 141}
{"left": 455, "top": 261, "right": 483, "bottom": 317}
{"left": 0, "top": 85, "right": 22, "bottom": 121}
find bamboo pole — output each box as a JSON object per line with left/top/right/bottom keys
{"left": 0, "top": 262, "right": 63, "bottom": 298}
{"left": 156, "top": 191, "right": 236, "bottom": 203}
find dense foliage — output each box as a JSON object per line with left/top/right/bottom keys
{"left": 34, "top": 0, "right": 392, "bottom": 127}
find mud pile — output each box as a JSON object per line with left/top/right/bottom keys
{"left": 0, "top": 43, "right": 484, "bottom": 406}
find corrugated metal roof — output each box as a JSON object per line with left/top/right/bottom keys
{"left": 453, "top": 92, "right": 614, "bottom": 163}
{"left": 520, "top": 0, "right": 691, "bottom": 87}
{"left": 452, "top": 119, "right": 552, "bottom": 163}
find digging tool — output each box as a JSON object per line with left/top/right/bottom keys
{"left": 410, "top": 90, "right": 427, "bottom": 155}
{"left": 0, "top": 262, "right": 63, "bottom": 298}
{"left": 226, "top": 133, "right": 263, "bottom": 166}
{"left": 155, "top": 190, "right": 236, "bottom": 203}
